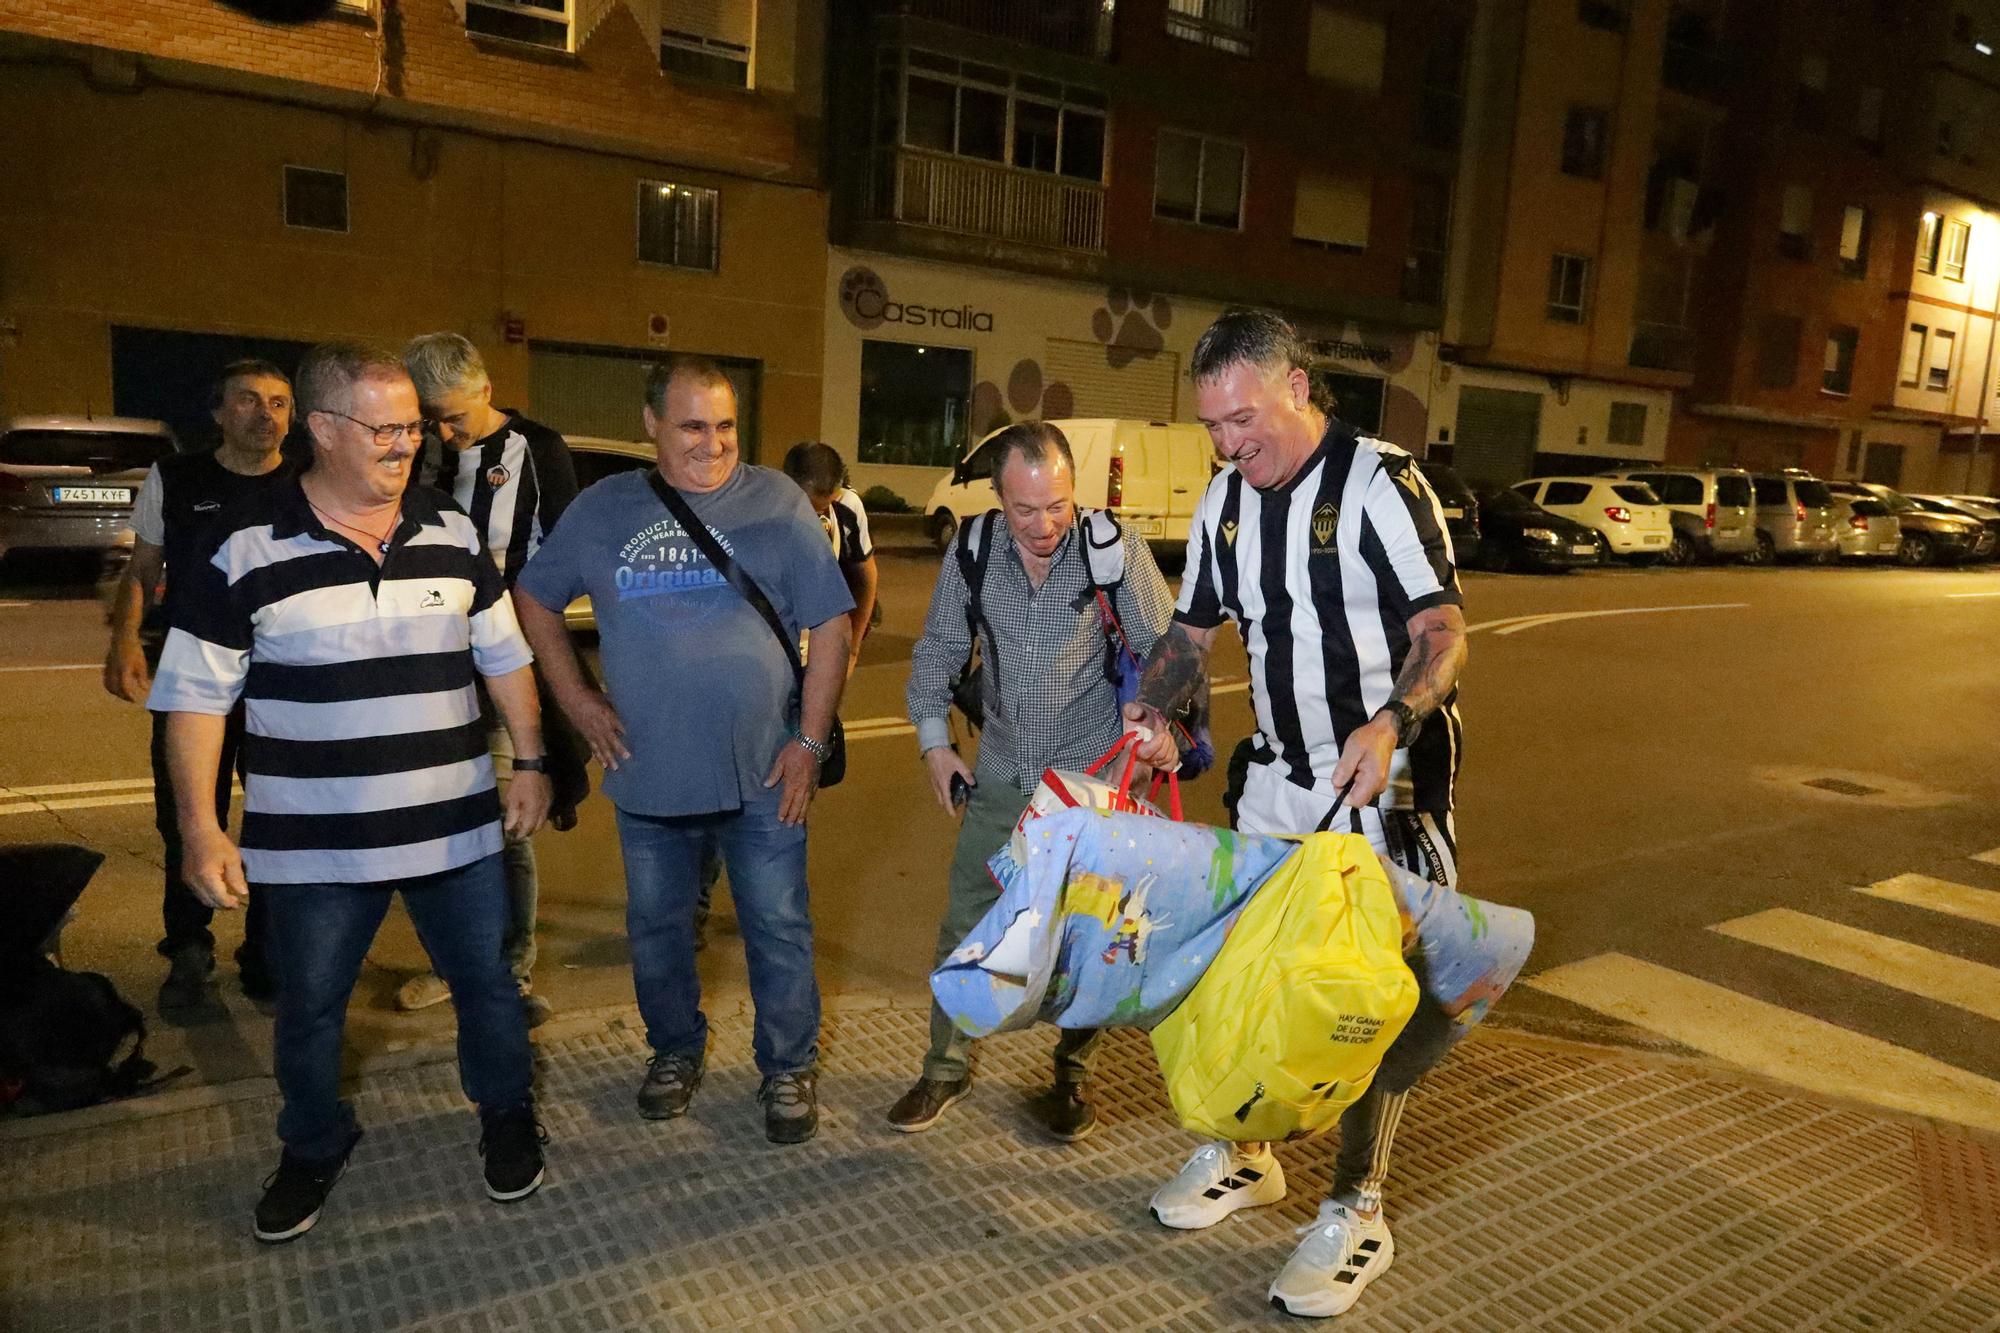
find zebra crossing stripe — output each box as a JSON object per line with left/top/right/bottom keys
{"left": 1525, "top": 953, "right": 2000, "bottom": 1134}
{"left": 1712, "top": 908, "right": 2000, "bottom": 1024}
{"left": 1855, "top": 874, "right": 2000, "bottom": 930}
{"left": 1973, "top": 847, "right": 2000, "bottom": 867}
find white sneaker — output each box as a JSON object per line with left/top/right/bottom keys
{"left": 1149, "top": 1141, "right": 1285, "bottom": 1230}
{"left": 1268, "top": 1201, "right": 1395, "bottom": 1318}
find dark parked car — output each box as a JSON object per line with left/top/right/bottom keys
{"left": 1826, "top": 481, "right": 1988, "bottom": 565}
{"left": 1471, "top": 488, "right": 1605, "bottom": 572}
{"left": 1418, "top": 462, "right": 1481, "bottom": 568}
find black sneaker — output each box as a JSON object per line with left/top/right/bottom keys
{"left": 1034, "top": 1080, "right": 1098, "bottom": 1143}
{"left": 253, "top": 1129, "right": 362, "bottom": 1244}
{"left": 636, "top": 1051, "right": 704, "bottom": 1120}
{"left": 886, "top": 1076, "right": 972, "bottom": 1133}
{"left": 158, "top": 945, "right": 215, "bottom": 1012}
{"left": 759, "top": 1071, "right": 818, "bottom": 1144}
{"left": 479, "top": 1105, "right": 547, "bottom": 1202}
{"left": 237, "top": 949, "right": 276, "bottom": 1003}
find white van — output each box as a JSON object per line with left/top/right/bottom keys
{"left": 922, "top": 418, "right": 1215, "bottom": 551}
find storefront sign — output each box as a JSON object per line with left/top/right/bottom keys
{"left": 839, "top": 265, "right": 995, "bottom": 334}
{"left": 1311, "top": 338, "right": 1393, "bottom": 368}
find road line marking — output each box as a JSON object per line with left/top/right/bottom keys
{"left": 0, "top": 663, "right": 97, "bottom": 673}
{"left": 1856, "top": 874, "right": 2000, "bottom": 929}
{"left": 0, "top": 601, "right": 30, "bottom": 608}
{"left": 1463, "top": 612, "right": 1568, "bottom": 635}
{"left": 1, "top": 778, "right": 154, "bottom": 797}
{"left": 1712, "top": 908, "right": 2000, "bottom": 1023}
{"left": 843, "top": 678, "right": 1254, "bottom": 739}
{"left": 1946, "top": 591, "right": 2000, "bottom": 599}
{"left": 1526, "top": 952, "right": 2000, "bottom": 1133}
{"left": 1488, "top": 603, "right": 1749, "bottom": 637}
{"left": 1973, "top": 847, "right": 2000, "bottom": 867}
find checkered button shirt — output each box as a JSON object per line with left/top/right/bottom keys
{"left": 907, "top": 516, "right": 1176, "bottom": 795}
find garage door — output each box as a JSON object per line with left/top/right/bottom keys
{"left": 529, "top": 343, "right": 763, "bottom": 462}
{"left": 1451, "top": 386, "right": 1542, "bottom": 489}
{"left": 1042, "top": 338, "right": 1180, "bottom": 422}
{"left": 111, "top": 326, "right": 314, "bottom": 451}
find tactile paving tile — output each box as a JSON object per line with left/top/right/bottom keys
{"left": 4, "top": 1011, "right": 2000, "bottom": 1332}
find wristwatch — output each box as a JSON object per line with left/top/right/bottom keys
{"left": 793, "top": 731, "right": 835, "bottom": 764}
{"left": 1376, "top": 701, "right": 1421, "bottom": 749}
{"left": 511, "top": 756, "right": 548, "bottom": 773}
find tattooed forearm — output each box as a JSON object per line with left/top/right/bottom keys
{"left": 1137, "top": 622, "right": 1208, "bottom": 715}
{"left": 1388, "top": 605, "right": 1467, "bottom": 720}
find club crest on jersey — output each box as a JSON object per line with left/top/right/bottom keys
{"left": 1221, "top": 520, "right": 1239, "bottom": 546}
{"left": 486, "top": 463, "right": 510, "bottom": 489}
{"left": 1396, "top": 468, "right": 1423, "bottom": 499}
{"left": 1311, "top": 502, "right": 1339, "bottom": 550}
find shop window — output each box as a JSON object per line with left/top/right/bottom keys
{"left": 1314, "top": 371, "right": 1386, "bottom": 434}
{"left": 857, "top": 341, "right": 973, "bottom": 468}
{"left": 638, "top": 180, "right": 720, "bottom": 271}
{"left": 283, "top": 166, "right": 348, "bottom": 233}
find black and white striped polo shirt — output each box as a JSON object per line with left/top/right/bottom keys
{"left": 148, "top": 478, "right": 534, "bottom": 885}
{"left": 1177, "top": 421, "right": 1463, "bottom": 812}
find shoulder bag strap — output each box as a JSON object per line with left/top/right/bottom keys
{"left": 645, "top": 470, "right": 801, "bottom": 681}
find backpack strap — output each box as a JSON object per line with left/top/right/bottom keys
{"left": 1078, "top": 508, "right": 1126, "bottom": 596}
{"left": 955, "top": 511, "right": 1000, "bottom": 695}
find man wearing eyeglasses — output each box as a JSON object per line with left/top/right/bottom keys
{"left": 150, "top": 341, "right": 552, "bottom": 1243}
{"left": 399, "top": 332, "right": 584, "bottom": 1027}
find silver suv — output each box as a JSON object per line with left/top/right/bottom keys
{"left": 1600, "top": 467, "right": 1757, "bottom": 564}
{"left": 1748, "top": 471, "right": 1838, "bottom": 562}
{"left": 0, "top": 416, "right": 175, "bottom": 562}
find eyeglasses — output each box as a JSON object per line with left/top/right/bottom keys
{"left": 315, "top": 409, "right": 427, "bottom": 446}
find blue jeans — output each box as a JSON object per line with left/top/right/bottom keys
{"left": 615, "top": 789, "right": 820, "bottom": 1077}
{"left": 263, "top": 853, "right": 532, "bottom": 1160}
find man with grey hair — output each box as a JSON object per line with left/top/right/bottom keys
{"left": 151, "top": 340, "right": 551, "bottom": 1240}
{"left": 1125, "top": 308, "right": 1468, "bottom": 1318}
{"left": 897, "top": 421, "right": 1176, "bottom": 1140}
{"left": 398, "top": 332, "right": 582, "bottom": 1025}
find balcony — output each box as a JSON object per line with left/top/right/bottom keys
{"left": 873, "top": 148, "right": 1106, "bottom": 253}
{"left": 1629, "top": 321, "right": 1695, "bottom": 373}
{"left": 877, "top": 0, "right": 1114, "bottom": 59}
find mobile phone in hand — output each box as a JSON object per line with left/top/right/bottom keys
{"left": 950, "top": 772, "right": 975, "bottom": 808}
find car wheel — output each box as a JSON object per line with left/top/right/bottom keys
{"left": 1663, "top": 531, "right": 1696, "bottom": 567}
{"left": 1747, "top": 531, "right": 1776, "bottom": 565}
{"left": 1898, "top": 533, "right": 1934, "bottom": 566}
{"left": 930, "top": 509, "right": 959, "bottom": 554}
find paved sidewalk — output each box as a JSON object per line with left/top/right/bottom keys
{"left": 4, "top": 1005, "right": 1999, "bottom": 1332}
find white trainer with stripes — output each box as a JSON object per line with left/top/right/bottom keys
{"left": 1268, "top": 1200, "right": 1395, "bottom": 1319}
{"left": 1149, "top": 1141, "right": 1286, "bottom": 1230}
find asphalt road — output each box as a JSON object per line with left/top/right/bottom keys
{"left": 6, "top": 548, "right": 2000, "bottom": 1130}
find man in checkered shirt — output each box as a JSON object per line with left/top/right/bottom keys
{"left": 896, "top": 421, "right": 1175, "bottom": 1142}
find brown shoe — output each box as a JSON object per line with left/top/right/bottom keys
{"left": 1034, "top": 1080, "right": 1097, "bottom": 1142}
{"left": 886, "top": 1075, "right": 971, "bottom": 1133}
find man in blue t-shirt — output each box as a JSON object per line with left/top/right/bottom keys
{"left": 515, "top": 357, "right": 852, "bottom": 1145}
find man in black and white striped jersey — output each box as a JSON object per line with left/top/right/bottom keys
{"left": 1124, "top": 309, "right": 1470, "bottom": 1320}
{"left": 400, "top": 333, "right": 582, "bottom": 1025}
{"left": 151, "top": 341, "right": 551, "bottom": 1242}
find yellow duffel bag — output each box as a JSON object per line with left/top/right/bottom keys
{"left": 1150, "top": 832, "right": 1418, "bottom": 1143}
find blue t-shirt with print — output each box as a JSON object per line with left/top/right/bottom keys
{"left": 517, "top": 464, "right": 854, "bottom": 817}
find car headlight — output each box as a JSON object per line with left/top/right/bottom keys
{"left": 1523, "top": 527, "right": 1558, "bottom": 542}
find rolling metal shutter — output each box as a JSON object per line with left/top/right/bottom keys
{"left": 1451, "top": 386, "right": 1542, "bottom": 487}
{"left": 1042, "top": 338, "right": 1181, "bottom": 422}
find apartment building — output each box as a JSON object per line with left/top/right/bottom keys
{"left": 0, "top": 0, "right": 825, "bottom": 458}
{"left": 821, "top": 0, "right": 1466, "bottom": 502}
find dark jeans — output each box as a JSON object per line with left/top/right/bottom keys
{"left": 150, "top": 706, "right": 266, "bottom": 969}
{"left": 264, "top": 854, "right": 532, "bottom": 1160}
{"left": 615, "top": 786, "right": 820, "bottom": 1078}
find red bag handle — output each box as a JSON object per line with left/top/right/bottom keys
{"left": 1082, "top": 731, "right": 1184, "bottom": 821}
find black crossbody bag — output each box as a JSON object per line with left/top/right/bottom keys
{"left": 646, "top": 471, "right": 846, "bottom": 786}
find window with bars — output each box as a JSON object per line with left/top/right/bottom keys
{"left": 283, "top": 166, "right": 348, "bottom": 233}
{"left": 1547, "top": 253, "right": 1591, "bottom": 323}
{"left": 1155, "top": 129, "right": 1244, "bottom": 229}
{"left": 637, "top": 180, "right": 720, "bottom": 271}
{"left": 465, "top": 0, "right": 572, "bottom": 51}
{"left": 1166, "top": 0, "right": 1255, "bottom": 56}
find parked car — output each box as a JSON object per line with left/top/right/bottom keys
{"left": 0, "top": 416, "right": 175, "bottom": 564}
{"left": 1825, "top": 481, "right": 1988, "bottom": 565}
{"left": 560, "top": 436, "right": 657, "bottom": 631}
{"left": 1912, "top": 494, "right": 2000, "bottom": 559}
{"left": 1830, "top": 495, "right": 1902, "bottom": 561}
{"left": 1747, "top": 471, "right": 1839, "bottom": 563}
{"left": 1599, "top": 467, "right": 1758, "bottom": 564}
{"left": 1418, "top": 462, "right": 1481, "bottom": 569}
{"left": 925, "top": 418, "right": 1213, "bottom": 553}
{"left": 1510, "top": 475, "right": 1672, "bottom": 563}
{"left": 1470, "top": 488, "right": 1605, "bottom": 572}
